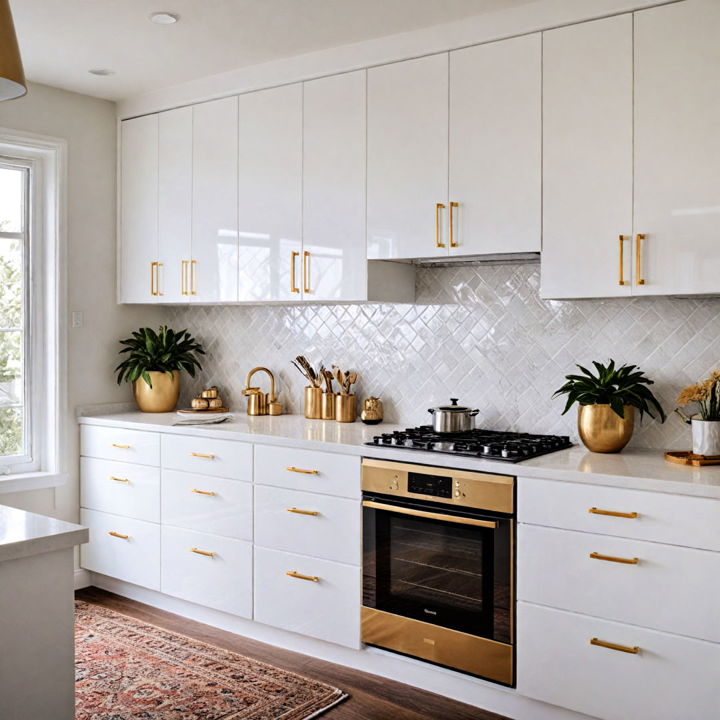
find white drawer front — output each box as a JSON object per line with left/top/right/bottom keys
{"left": 81, "top": 424, "right": 159, "bottom": 466}
{"left": 518, "top": 524, "right": 720, "bottom": 642}
{"left": 254, "top": 485, "right": 360, "bottom": 564}
{"left": 81, "top": 457, "right": 160, "bottom": 522}
{"left": 254, "top": 444, "right": 360, "bottom": 499}
{"left": 161, "top": 469, "right": 252, "bottom": 540}
{"left": 161, "top": 526, "right": 252, "bottom": 618}
{"left": 517, "top": 602, "right": 720, "bottom": 720}
{"left": 519, "top": 476, "right": 720, "bottom": 551}
{"left": 162, "top": 434, "right": 252, "bottom": 480}
{"left": 80, "top": 508, "right": 160, "bottom": 590}
{"left": 254, "top": 547, "right": 361, "bottom": 648}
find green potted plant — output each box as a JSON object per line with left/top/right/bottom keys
{"left": 675, "top": 370, "right": 720, "bottom": 456}
{"left": 553, "top": 360, "right": 666, "bottom": 453}
{"left": 115, "top": 326, "right": 205, "bottom": 413}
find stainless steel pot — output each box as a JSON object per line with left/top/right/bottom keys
{"left": 428, "top": 398, "right": 479, "bottom": 433}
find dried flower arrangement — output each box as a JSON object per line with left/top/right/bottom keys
{"left": 675, "top": 370, "right": 720, "bottom": 423}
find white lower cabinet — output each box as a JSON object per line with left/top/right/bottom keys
{"left": 162, "top": 434, "right": 253, "bottom": 480}
{"left": 253, "top": 546, "right": 361, "bottom": 649}
{"left": 80, "top": 508, "right": 160, "bottom": 590}
{"left": 517, "top": 602, "right": 720, "bottom": 720}
{"left": 161, "top": 526, "right": 253, "bottom": 618}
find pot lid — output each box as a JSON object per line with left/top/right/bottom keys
{"left": 433, "top": 398, "right": 473, "bottom": 412}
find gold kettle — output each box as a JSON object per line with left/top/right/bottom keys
{"left": 242, "top": 367, "right": 283, "bottom": 416}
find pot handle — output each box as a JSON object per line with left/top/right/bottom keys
{"left": 470, "top": 409, "right": 479, "bottom": 417}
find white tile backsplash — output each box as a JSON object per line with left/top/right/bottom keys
{"left": 168, "top": 262, "right": 720, "bottom": 449}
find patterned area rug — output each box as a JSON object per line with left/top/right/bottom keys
{"left": 75, "top": 600, "right": 348, "bottom": 720}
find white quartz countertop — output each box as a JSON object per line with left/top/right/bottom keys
{"left": 78, "top": 411, "right": 720, "bottom": 499}
{"left": 0, "top": 505, "right": 88, "bottom": 563}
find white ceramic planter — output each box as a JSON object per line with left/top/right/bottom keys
{"left": 691, "top": 418, "right": 720, "bottom": 456}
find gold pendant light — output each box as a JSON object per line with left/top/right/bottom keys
{"left": 0, "top": 0, "right": 26, "bottom": 101}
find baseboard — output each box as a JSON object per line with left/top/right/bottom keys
{"left": 74, "top": 568, "right": 91, "bottom": 590}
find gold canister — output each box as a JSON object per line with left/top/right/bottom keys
{"left": 335, "top": 393, "right": 357, "bottom": 423}
{"left": 321, "top": 392, "right": 336, "bottom": 420}
{"left": 361, "top": 397, "right": 384, "bottom": 425}
{"left": 578, "top": 404, "right": 635, "bottom": 453}
{"left": 304, "top": 386, "right": 323, "bottom": 419}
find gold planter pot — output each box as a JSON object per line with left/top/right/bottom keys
{"left": 336, "top": 393, "right": 357, "bottom": 423}
{"left": 578, "top": 404, "right": 635, "bottom": 453}
{"left": 132, "top": 370, "right": 180, "bottom": 413}
{"left": 304, "top": 386, "right": 323, "bottom": 419}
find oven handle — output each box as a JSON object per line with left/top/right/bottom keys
{"left": 362, "top": 500, "right": 498, "bottom": 529}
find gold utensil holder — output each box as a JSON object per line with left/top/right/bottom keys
{"left": 304, "top": 386, "right": 323, "bottom": 419}
{"left": 335, "top": 393, "right": 357, "bottom": 423}
{"left": 321, "top": 392, "right": 336, "bottom": 420}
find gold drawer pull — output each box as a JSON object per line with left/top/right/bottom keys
{"left": 190, "top": 547, "right": 215, "bottom": 558}
{"left": 286, "top": 570, "right": 319, "bottom": 582}
{"left": 111, "top": 443, "right": 131, "bottom": 449}
{"left": 589, "top": 507, "right": 638, "bottom": 519}
{"left": 435, "top": 202, "right": 446, "bottom": 248}
{"left": 285, "top": 466, "right": 319, "bottom": 475}
{"left": 590, "top": 637, "right": 639, "bottom": 654}
{"left": 108, "top": 531, "right": 129, "bottom": 540}
{"left": 191, "top": 488, "right": 216, "bottom": 496}
{"left": 618, "top": 234, "right": 628, "bottom": 286}
{"left": 286, "top": 507, "right": 319, "bottom": 516}
{"left": 110, "top": 476, "right": 130, "bottom": 483}
{"left": 590, "top": 552, "right": 639, "bottom": 565}
{"left": 636, "top": 233, "right": 646, "bottom": 286}
{"left": 189, "top": 452, "right": 215, "bottom": 459}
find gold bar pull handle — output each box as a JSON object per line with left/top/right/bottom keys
{"left": 190, "top": 547, "right": 215, "bottom": 558}
{"left": 111, "top": 443, "right": 131, "bottom": 450}
{"left": 150, "top": 261, "right": 157, "bottom": 296}
{"left": 618, "top": 235, "right": 628, "bottom": 286}
{"left": 286, "top": 570, "right": 319, "bottom": 582}
{"left": 190, "top": 260, "right": 198, "bottom": 295}
{"left": 590, "top": 637, "right": 640, "bottom": 654}
{"left": 181, "top": 260, "right": 189, "bottom": 296}
{"left": 589, "top": 507, "right": 638, "bottom": 519}
{"left": 285, "top": 466, "right": 319, "bottom": 475}
{"left": 110, "top": 476, "right": 130, "bottom": 483}
{"left": 189, "top": 452, "right": 215, "bottom": 459}
{"left": 303, "top": 250, "right": 311, "bottom": 294}
{"left": 435, "top": 203, "right": 446, "bottom": 248}
{"left": 286, "top": 507, "right": 319, "bottom": 516}
{"left": 449, "top": 201, "right": 459, "bottom": 248}
{"left": 108, "top": 531, "right": 129, "bottom": 540}
{"left": 156, "top": 262, "right": 164, "bottom": 296}
{"left": 362, "top": 500, "right": 498, "bottom": 529}
{"left": 589, "top": 551, "right": 639, "bottom": 565}
{"left": 290, "top": 251, "right": 300, "bottom": 293}
{"left": 191, "top": 488, "right": 216, "bottom": 496}
{"left": 636, "top": 233, "right": 646, "bottom": 285}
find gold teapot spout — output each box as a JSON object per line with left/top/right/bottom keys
{"left": 244, "top": 367, "right": 282, "bottom": 416}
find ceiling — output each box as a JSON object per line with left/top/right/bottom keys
{"left": 10, "top": 0, "right": 542, "bottom": 101}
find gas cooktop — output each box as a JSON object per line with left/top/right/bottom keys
{"left": 365, "top": 426, "right": 572, "bottom": 462}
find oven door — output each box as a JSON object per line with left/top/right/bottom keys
{"left": 362, "top": 494, "right": 513, "bottom": 646}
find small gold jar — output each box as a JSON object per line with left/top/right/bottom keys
{"left": 335, "top": 393, "right": 357, "bottom": 423}
{"left": 321, "top": 392, "right": 336, "bottom": 420}
{"left": 361, "top": 397, "right": 384, "bottom": 425}
{"left": 304, "top": 386, "right": 323, "bottom": 419}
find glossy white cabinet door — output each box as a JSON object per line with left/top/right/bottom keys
{"left": 367, "top": 54, "right": 449, "bottom": 259}
{"left": 541, "top": 15, "right": 633, "bottom": 299}
{"left": 161, "top": 434, "right": 253, "bottom": 480}
{"left": 158, "top": 107, "right": 192, "bottom": 303}
{"left": 633, "top": 0, "right": 720, "bottom": 295}
{"left": 449, "top": 34, "right": 541, "bottom": 256}
{"left": 192, "top": 96, "right": 239, "bottom": 302}
{"left": 237, "top": 84, "right": 302, "bottom": 302}
{"left": 303, "top": 71, "right": 367, "bottom": 300}
{"left": 80, "top": 424, "right": 160, "bottom": 467}
{"left": 120, "top": 115, "right": 158, "bottom": 303}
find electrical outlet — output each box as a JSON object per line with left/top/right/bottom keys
{"left": 71, "top": 311, "right": 84, "bottom": 328}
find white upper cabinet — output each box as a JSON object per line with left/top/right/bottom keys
{"left": 303, "top": 71, "right": 367, "bottom": 301}
{"left": 367, "top": 54, "right": 449, "bottom": 260}
{"left": 192, "top": 96, "right": 239, "bottom": 302}
{"left": 449, "top": 34, "right": 541, "bottom": 256}
{"left": 541, "top": 14, "right": 634, "bottom": 299}
{"left": 237, "top": 85, "right": 302, "bottom": 302}
{"left": 633, "top": 0, "right": 720, "bottom": 296}
{"left": 120, "top": 114, "right": 159, "bottom": 303}
{"left": 158, "top": 107, "right": 192, "bottom": 303}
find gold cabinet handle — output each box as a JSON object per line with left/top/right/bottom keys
{"left": 190, "top": 259, "right": 197, "bottom": 295}
{"left": 589, "top": 507, "right": 638, "bottom": 519}
{"left": 303, "top": 250, "right": 311, "bottom": 294}
{"left": 190, "top": 547, "right": 215, "bottom": 558}
{"left": 108, "top": 531, "right": 129, "bottom": 540}
{"left": 286, "top": 570, "right": 319, "bottom": 582}
{"left": 156, "top": 262, "right": 164, "bottom": 296}
{"left": 189, "top": 452, "right": 215, "bottom": 459}
{"left": 109, "top": 476, "right": 130, "bottom": 483}
{"left": 181, "top": 260, "right": 189, "bottom": 296}
{"left": 191, "top": 488, "right": 216, "bottom": 496}
{"left": 290, "top": 251, "right": 300, "bottom": 293}
{"left": 111, "top": 443, "right": 131, "bottom": 449}
{"left": 449, "top": 201, "right": 459, "bottom": 248}
{"left": 590, "top": 637, "right": 639, "bottom": 654}
{"left": 286, "top": 507, "right": 319, "bottom": 516}
{"left": 636, "top": 233, "right": 646, "bottom": 285}
{"left": 435, "top": 203, "right": 446, "bottom": 248}
{"left": 618, "top": 235, "right": 628, "bottom": 286}
{"left": 150, "top": 261, "right": 157, "bottom": 296}
{"left": 285, "top": 466, "right": 319, "bottom": 475}
{"left": 589, "top": 551, "right": 639, "bottom": 565}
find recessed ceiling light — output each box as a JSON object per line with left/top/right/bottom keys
{"left": 89, "top": 68, "right": 115, "bottom": 76}
{"left": 150, "top": 12, "right": 179, "bottom": 24}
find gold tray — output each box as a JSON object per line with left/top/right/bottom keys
{"left": 664, "top": 450, "right": 720, "bottom": 467}
{"left": 177, "top": 407, "right": 229, "bottom": 415}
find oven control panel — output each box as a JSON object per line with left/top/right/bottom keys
{"left": 408, "top": 472, "right": 452, "bottom": 498}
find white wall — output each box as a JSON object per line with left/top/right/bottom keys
{"left": 0, "top": 82, "right": 162, "bottom": 523}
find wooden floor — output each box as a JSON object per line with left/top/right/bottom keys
{"left": 77, "top": 587, "right": 509, "bottom": 720}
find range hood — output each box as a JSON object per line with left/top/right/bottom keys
{"left": 411, "top": 252, "right": 540, "bottom": 267}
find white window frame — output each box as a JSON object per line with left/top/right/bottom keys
{"left": 0, "top": 129, "right": 66, "bottom": 493}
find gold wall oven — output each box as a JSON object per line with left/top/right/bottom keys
{"left": 361, "top": 458, "right": 514, "bottom": 685}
